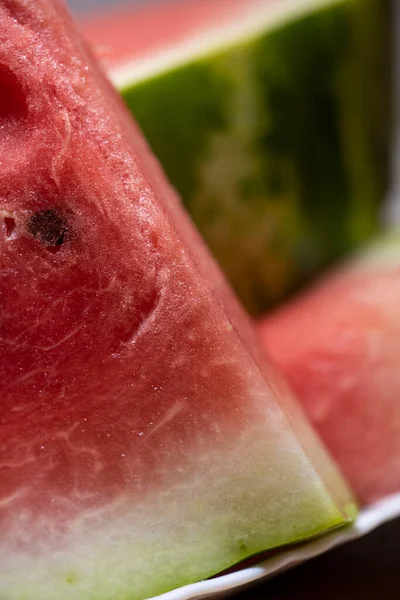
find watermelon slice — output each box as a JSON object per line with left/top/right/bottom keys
{"left": 0, "top": 1, "right": 355, "bottom": 599}
{"left": 82, "top": 0, "right": 392, "bottom": 315}
{"left": 258, "top": 234, "right": 400, "bottom": 505}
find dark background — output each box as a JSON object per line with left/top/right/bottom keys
{"left": 67, "top": 0, "right": 400, "bottom": 597}
{"left": 234, "top": 517, "right": 400, "bottom": 599}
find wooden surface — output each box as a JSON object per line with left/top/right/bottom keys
{"left": 233, "top": 517, "right": 400, "bottom": 599}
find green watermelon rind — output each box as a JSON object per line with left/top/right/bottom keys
{"left": 1, "top": 436, "right": 356, "bottom": 600}
{"left": 115, "top": 0, "right": 392, "bottom": 315}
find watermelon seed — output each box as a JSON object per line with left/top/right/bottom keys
{"left": 27, "top": 209, "right": 69, "bottom": 250}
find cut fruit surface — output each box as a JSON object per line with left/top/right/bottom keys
{"left": 259, "top": 234, "right": 400, "bottom": 505}
{"left": 0, "top": 1, "right": 355, "bottom": 599}
{"left": 82, "top": 0, "right": 392, "bottom": 315}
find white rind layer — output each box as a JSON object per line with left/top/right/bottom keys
{"left": 152, "top": 492, "right": 400, "bottom": 600}
{"left": 0, "top": 421, "right": 349, "bottom": 600}
{"left": 112, "top": 0, "right": 344, "bottom": 89}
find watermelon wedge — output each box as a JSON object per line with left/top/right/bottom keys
{"left": 0, "top": 1, "right": 355, "bottom": 599}
{"left": 259, "top": 234, "right": 400, "bottom": 505}
{"left": 82, "top": 0, "right": 392, "bottom": 314}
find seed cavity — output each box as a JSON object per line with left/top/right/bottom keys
{"left": 27, "top": 209, "right": 69, "bottom": 249}
{"left": 0, "top": 64, "right": 28, "bottom": 122}
{"left": 4, "top": 216, "right": 16, "bottom": 238}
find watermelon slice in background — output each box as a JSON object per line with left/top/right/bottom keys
{"left": 0, "top": 1, "right": 355, "bottom": 599}
{"left": 258, "top": 234, "right": 400, "bottom": 506}
{"left": 81, "top": 0, "right": 393, "bottom": 315}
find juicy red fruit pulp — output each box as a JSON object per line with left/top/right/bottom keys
{"left": 0, "top": 63, "right": 28, "bottom": 121}
{"left": 1, "top": 193, "right": 251, "bottom": 543}
{"left": 0, "top": 4, "right": 354, "bottom": 597}
{"left": 259, "top": 262, "right": 400, "bottom": 504}
{"left": 0, "top": 0, "right": 274, "bottom": 549}
{"left": 81, "top": 0, "right": 269, "bottom": 69}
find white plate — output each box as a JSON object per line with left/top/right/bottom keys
{"left": 149, "top": 493, "right": 400, "bottom": 600}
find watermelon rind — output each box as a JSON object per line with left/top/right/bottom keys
{"left": 105, "top": 0, "right": 393, "bottom": 315}
{"left": 147, "top": 492, "right": 400, "bottom": 600}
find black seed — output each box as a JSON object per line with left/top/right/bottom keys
{"left": 27, "top": 209, "right": 69, "bottom": 247}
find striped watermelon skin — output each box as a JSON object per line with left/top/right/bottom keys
{"left": 84, "top": 0, "right": 393, "bottom": 315}
{"left": 0, "top": 1, "right": 355, "bottom": 599}
{"left": 259, "top": 235, "right": 400, "bottom": 505}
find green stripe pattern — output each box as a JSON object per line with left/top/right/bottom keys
{"left": 121, "top": 0, "right": 392, "bottom": 315}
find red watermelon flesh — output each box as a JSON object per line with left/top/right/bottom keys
{"left": 0, "top": 1, "right": 354, "bottom": 598}
{"left": 80, "top": 0, "right": 265, "bottom": 69}
{"left": 259, "top": 236, "right": 400, "bottom": 505}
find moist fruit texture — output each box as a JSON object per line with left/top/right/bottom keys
{"left": 82, "top": 0, "right": 393, "bottom": 315}
{"left": 259, "top": 234, "right": 400, "bottom": 505}
{"left": 0, "top": 1, "right": 355, "bottom": 599}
